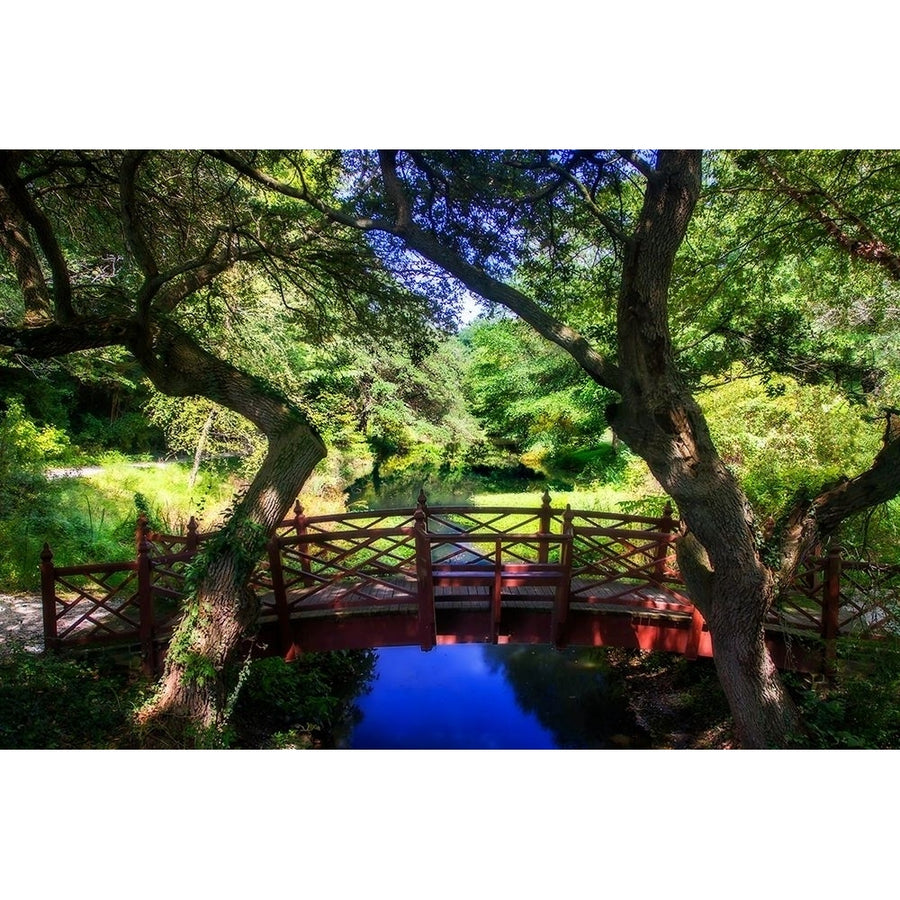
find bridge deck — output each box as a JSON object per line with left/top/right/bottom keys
{"left": 259, "top": 577, "right": 695, "bottom": 620}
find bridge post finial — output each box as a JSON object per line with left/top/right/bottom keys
{"left": 187, "top": 516, "right": 199, "bottom": 551}
{"left": 135, "top": 512, "right": 148, "bottom": 557}
{"left": 538, "top": 489, "right": 553, "bottom": 562}
{"left": 39, "top": 542, "right": 58, "bottom": 647}
{"left": 416, "top": 489, "right": 429, "bottom": 528}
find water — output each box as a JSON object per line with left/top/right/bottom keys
{"left": 339, "top": 643, "right": 648, "bottom": 749}
{"left": 339, "top": 472, "right": 649, "bottom": 749}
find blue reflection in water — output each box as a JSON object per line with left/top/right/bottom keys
{"left": 342, "top": 644, "right": 566, "bottom": 749}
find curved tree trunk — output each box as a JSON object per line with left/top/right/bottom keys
{"left": 604, "top": 151, "right": 802, "bottom": 747}
{"left": 136, "top": 423, "right": 325, "bottom": 740}
{"left": 130, "top": 323, "right": 327, "bottom": 743}
{"left": 372, "top": 150, "right": 803, "bottom": 746}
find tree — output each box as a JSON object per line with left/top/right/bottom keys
{"left": 212, "top": 149, "right": 900, "bottom": 747}
{"left": 461, "top": 316, "right": 612, "bottom": 460}
{"left": 0, "top": 150, "right": 436, "bottom": 740}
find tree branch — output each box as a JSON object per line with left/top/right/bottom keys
{"left": 547, "top": 161, "right": 629, "bottom": 243}
{"left": 0, "top": 184, "right": 53, "bottom": 323}
{"left": 378, "top": 150, "right": 412, "bottom": 232}
{"left": 778, "top": 409, "right": 900, "bottom": 581}
{"left": 0, "top": 152, "right": 75, "bottom": 323}
{"left": 616, "top": 150, "right": 657, "bottom": 180}
{"left": 207, "top": 150, "right": 393, "bottom": 232}
{"left": 760, "top": 154, "right": 900, "bottom": 281}
{"left": 209, "top": 150, "right": 623, "bottom": 390}
{"left": 399, "top": 222, "right": 623, "bottom": 392}
{"left": 0, "top": 316, "right": 140, "bottom": 357}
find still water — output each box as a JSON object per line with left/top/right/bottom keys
{"left": 339, "top": 643, "right": 648, "bottom": 749}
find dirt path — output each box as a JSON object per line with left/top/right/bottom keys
{"left": 0, "top": 593, "right": 45, "bottom": 652}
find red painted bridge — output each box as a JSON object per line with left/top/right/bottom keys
{"left": 39, "top": 492, "right": 900, "bottom": 674}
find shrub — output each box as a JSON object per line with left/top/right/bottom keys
{"left": 0, "top": 646, "right": 147, "bottom": 748}
{"left": 228, "top": 650, "right": 376, "bottom": 748}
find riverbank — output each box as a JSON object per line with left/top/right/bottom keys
{"left": 608, "top": 649, "right": 735, "bottom": 749}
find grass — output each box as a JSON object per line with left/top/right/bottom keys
{"left": 75, "top": 456, "right": 236, "bottom": 533}
{"left": 0, "top": 458, "right": 238, "bottom": 590}
{"left": 468, "top": 485, "right": 667, "bottom": 514}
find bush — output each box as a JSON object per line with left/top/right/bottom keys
{"left": 0, "top": 646, "right": 147, "bottom": 748}
{"left": 786, "top": 639, "right": 900, "bottom": 748}
{"left": 228, "top": 650, "right": 376, "bottom": 748}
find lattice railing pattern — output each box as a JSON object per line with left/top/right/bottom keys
{"left": 264, "top": 526, "right": 419, "bottom": 615}
{"left": 48, "top": 563, "right": 142, "bottom": 644}
{"left": 770, "top": 556, "right": 826, "bottom": 633}
{"left": 835, "top": 563, "right": 900, "bottom": 637}
{"left": 424, "top": 504, "right": 565, "bottom": 567}
{"left": 43, "top": 495, "right": 900, "bottom": 672}
{"left": 273, "top": 504, "right": 418, "bottom": 539}
{"left": 568, "top": 522, "right": 687, "bottom": 606}
{"left": 426, "top": 531, "right": 566, "bottom": 569}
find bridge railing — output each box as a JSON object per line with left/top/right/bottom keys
{"left": 39, "top": 514, "right": 207, "bottom": 672}
{"left": 40, "top": 492, "right": 900, "bottom": 669}
{"left": 35, "top": 496, "right": 684, "bottom": 664}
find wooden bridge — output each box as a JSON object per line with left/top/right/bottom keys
{"left": 38, "top": 492, "right": 900, "bottom": 674}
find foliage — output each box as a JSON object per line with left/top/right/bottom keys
{"left": 228, "top": 650, "right": 376, "bottom": 748}
{"left": 461, "top": 317, "right": 611, "bottom": 459}
{"left": 785, "top": 640, "right": 900, "bottom": 748}
{"left": 700, "top": 372, "right": 881, "bottom": 518}
{"left": 670, "top": 151, "right": 900, "bottom": 399}
{"left": 0, "top": 645, "right": 148, "bottom": 748}
{"left": 0, "top": 398, "right": 73, "bottom": 586}
{"left": 0, "top": 641, "right": 377, "bottom": 750}
{"left": 0, "top": 396, "right": 73, "bottom": 479}
{"left": 0, "top": 456, "right": 236, "bottom": 591}
{"left": 291, "top": 334, "right": 484, "bottom": 475}
{"left": 144, "top": 393, "right": 262, "bottom": 464}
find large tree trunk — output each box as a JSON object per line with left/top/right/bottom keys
{"left": 371, "top": 150, "right": 803, "bottom": 745}
{"left": 674, "top": 510, "right": 801, "bottom": 748}
{"left": 0, "top": 314, "right": 329, "bottom": 742}
{"left": 216, "top": 148, "right": 900, "bottom": 747}
{"left": 128, "top": 323, "right": 328, "bottom": 743}
{"left": 136, "top": 423, "right": 325, "bottom": 741}
{"left": 606, "top": 151, "right": 802, "bottom": 747}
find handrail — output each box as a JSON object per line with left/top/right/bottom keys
{"left": 272, "top": 525, "right": 414, "bottom": 545}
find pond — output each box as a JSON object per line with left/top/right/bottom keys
{"left": 335, "top": 467, "right": 652, "bottom": 749}
{"left": 337, "top": 643, "right": 651, "bottom": 750}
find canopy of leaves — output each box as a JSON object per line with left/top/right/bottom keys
{"left": 461, "top": 316, "right": 612, "bottom": 456}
